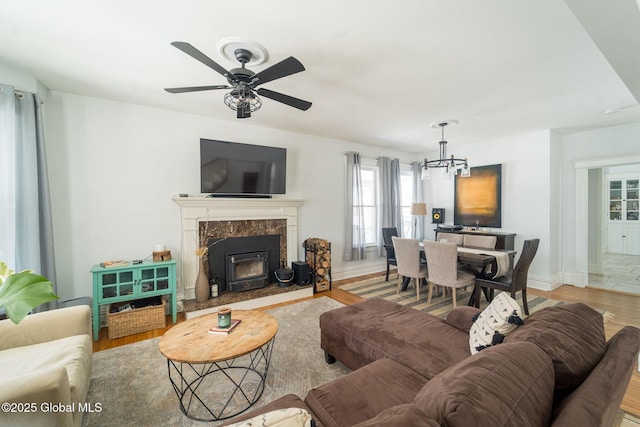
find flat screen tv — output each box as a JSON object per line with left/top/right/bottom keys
{"left": 454, "top": 164, "right": 502, "bottom": 228}
{"left": 200, "top": 139, "right": 286, "bottom": 196}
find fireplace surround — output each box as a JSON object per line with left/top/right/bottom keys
{"left": 173, "top": 196, "right": 306, "bottom": 315}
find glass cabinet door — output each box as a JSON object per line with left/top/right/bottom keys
{"left": 100, "top": 270, "right": 135, "bottom": 299}
{"left": 140, "top": 266, "right": 170, "bottom": 293}
{"left": 101, "top": 273, "right": 118, "bottom": 299}
{"left": 627, "top": 179, "right": 639, "bottom": 221}
{"left": 609, "top": 180, "right": 622, "bottom": 221}
{"left": 118, "top": 271, "right": 135, "bottom": 296}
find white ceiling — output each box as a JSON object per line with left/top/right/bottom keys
{"left": 1, "top": 0, "right": 639, "bottom": 153}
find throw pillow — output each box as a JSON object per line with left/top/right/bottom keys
{"left": 469, "top": 292, "right": 523, "bottom": 354}
{"left": 228, "top": 407, "right": 314, "bottom": 427}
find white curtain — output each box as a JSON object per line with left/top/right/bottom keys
{"left": 344, "top": 152, "right": 367, "bottom": 261}
{"left": 0, "top": 83, "right": 57, "bottom": 293}
{"left": 411, "top": 162, "right": 426, "bottom": 240}
{"left": 378, "top": 157, "right": 402, "bottom": 255}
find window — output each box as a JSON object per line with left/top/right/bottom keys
{"left": 353, "top": 164, "right": 415, "bottom": 247}
{"left": 400, "top": 171, "right": 413, "bottom": 237}
{"left": 360, "top": 167, "right": 378, "bottom": 246}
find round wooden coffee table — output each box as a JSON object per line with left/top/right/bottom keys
{"left": 159, "top": 309, "right": 278, "bottom": 421}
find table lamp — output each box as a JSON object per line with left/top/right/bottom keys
{"left": 410, "top": 203, "right": 427, "bottom": 239}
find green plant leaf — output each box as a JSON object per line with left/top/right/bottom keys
{"left": 0, "top": 272, "right": 59, "bottom": 324}
{"left": 0, "top": 261, "right": 12, "bottom": 282}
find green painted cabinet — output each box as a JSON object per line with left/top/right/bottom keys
{"left": 91, "top": 260, "right": 177, "bottom": 340}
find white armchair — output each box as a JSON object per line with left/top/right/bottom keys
{"left": 0, "top": 305, "right": 93, "bottom": 427}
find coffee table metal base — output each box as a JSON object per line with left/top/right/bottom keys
{"left": 166, "top": 336, "right": 275, "bottom": 422}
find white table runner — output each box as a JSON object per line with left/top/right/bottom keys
{"left": 457, "top": 247, "right": 510, "bottom": 278}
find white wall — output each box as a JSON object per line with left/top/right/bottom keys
{"left": 423, "top": 130, "right": 557, "bottom": 289}
{"left": 605, "top": 164, "right": 640, "bottom": 174}
{"left": 45, "top": 91, "right": 417, "bottom": 300}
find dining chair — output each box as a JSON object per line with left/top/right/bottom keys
{"left": 463, "top": 234, "right": 497, "bottom": 249}
{"left": 474, "top": 239, "right": 540, "bottom": 315}
{"left": 382, "top": 227, "right": 398, "bottom": 281}
{"left": 392, "top": 236, "right": 428, "bottom": 301}
{"left": 436, "top": 232, "right": 464, "bottom": 246}
{"left": 423, "top": 240, "right": 476, "bottom": 308}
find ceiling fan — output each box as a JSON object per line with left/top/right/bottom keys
{"left": 165, "top": 41, "right": 312, "bottom": 119}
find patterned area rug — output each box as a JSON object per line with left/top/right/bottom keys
{"left": 340, "top": 275, "right": 613, "bottom": 320}
{"left": 83, "top": 297, "right": 350, "bottom": 426}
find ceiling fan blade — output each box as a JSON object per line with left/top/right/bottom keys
{"left": 170, "top": 41, "right": 236, "bottom": 82}
{"left": 252, "top": 57, "right": 306, "bottom": 87}
{"left": 257, "top": 88, "right": 312, "bottom": 111}
{"left": 165, "top": 85, "right": 231, "bottom": 94}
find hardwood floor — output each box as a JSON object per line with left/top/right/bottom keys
{"left": 92, "top": 272, "right": 640, "bottom": 417}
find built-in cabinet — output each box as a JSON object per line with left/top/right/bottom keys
{"left": 607, "top": 177, "right": 640, "bottom": 255}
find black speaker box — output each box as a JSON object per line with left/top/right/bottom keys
{"left": 292, "top": 261, "right": 311, "bottom": 285}
{"left": 432, "top": 208, "right": 445, "bottom": 224}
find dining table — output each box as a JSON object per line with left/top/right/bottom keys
{"left": 398, "top": 243, "right": 516, "bottom": 306}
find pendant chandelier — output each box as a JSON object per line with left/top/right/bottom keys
{"left": 421, "top": 121, "right": 470, "bottom": 180}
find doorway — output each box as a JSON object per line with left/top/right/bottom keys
{"left": 583, "top": 162, "right": 640, "bottom": 295}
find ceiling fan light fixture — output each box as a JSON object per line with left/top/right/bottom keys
{"left": 165, "top": 41, "right": 311, "bottom": 118}
{"left": 223, "top": 90, "right": 262, "bottom": 113}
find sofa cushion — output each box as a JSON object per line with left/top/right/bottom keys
{"left": 0, "top": 334, "right": 92, "bottom": 404}
{"left": 414, "top": 341, "right": 555, "bottom": 427}
{"left": 504, "top": 303, "right": 606, "bottom": 398}
{"left": 469, "top": 292, "right": 523, "bottom": 354}
{"left": 320, "top": 298, "right": 470, "bottom": 378}
{"left": 352, "top": 403, "right": 439, "bottom": 427}
{"left": 305, "top": 357, "right": 429, "bottom": 427}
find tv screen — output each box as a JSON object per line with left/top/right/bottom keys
{"left": 200, "top": 139, "right": 286, "bottom": 195}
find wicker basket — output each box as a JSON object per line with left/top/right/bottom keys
{"left": 107, "top": 297, "right": 166, "bottom": 339}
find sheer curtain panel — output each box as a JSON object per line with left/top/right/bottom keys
{"left": 0, "top": 83, "right": 57, "bottom": 294}
{"left": 344, "top": 152, "right": 367, "bottom": 261}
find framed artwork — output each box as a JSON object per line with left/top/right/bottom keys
{"left": 454, "top": 164, "right": 502, "bottom": 228}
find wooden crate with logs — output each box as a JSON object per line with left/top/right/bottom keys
{"left": 303, "top": 238, "right": 332, "bottom": 292}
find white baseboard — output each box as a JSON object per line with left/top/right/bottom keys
{"left": 331, "top": 262, "right": 387, "bottom": 281}
{"left": 528, "top": 272, "right": 563, "bottom": 292}
{"left": 562, "top": 271, "right": 589, "bottom": 288}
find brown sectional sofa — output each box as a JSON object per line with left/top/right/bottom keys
{"left": 222, "top": 298, "right": 640, "bottom": 427}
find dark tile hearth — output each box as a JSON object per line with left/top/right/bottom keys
{"left": 184, "top": 282, "right": 313, "bottom": 313}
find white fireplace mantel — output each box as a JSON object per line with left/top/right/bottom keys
{"left": 172, "top": 196, "right": 304, "bottom": 302}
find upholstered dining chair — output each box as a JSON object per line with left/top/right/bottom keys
{"left": 474, "top": 238, "right": 540, "bottom": 315}
{"left": 382, "top": 227, "right": 398, "bottom": 281}
{"left": 423, "top": 240, "right": 476, "bottom": 308}
{"left": 436, "top": 232, "right": 464, "bottom": 246}
{"left": 392, "top": 236, "right": 428, "bottom": 301}
{"left": 463, "top": 234, "right": 497, "bottom": 249}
